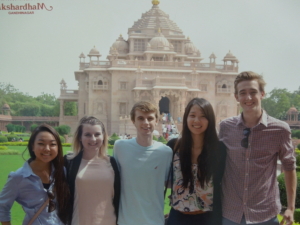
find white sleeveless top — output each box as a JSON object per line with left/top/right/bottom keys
{"left": 72, "top": 157, "right": 116, "bottom": 225}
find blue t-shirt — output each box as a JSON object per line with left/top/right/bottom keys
{"left": 114, "top": 138, "right": 172, "bottom": 225}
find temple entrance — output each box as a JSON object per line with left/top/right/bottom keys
{"left": 159, "top": 97, "right": 170, "bottom": 114}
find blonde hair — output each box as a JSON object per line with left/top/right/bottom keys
{"left": 234, "top": 71, "right": 266, "bottom": 94}
{"left": 70, "top": 116, "right": 108, "bottom": 159}
{"left": 130, "top": 101, "right": 158, "bottom": 121}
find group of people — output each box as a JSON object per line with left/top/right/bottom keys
{"left": 0, "top": 71, "right": 297, "bottom": 225}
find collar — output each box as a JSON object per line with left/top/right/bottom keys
{"left": 236, "top": 110, "right": 268, "bottom": 128}
{"left": 20, "top": 160, "right": 55, "bottom": 180}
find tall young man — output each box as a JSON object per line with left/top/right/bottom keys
{"left": 219, "top": 71, "right": 297, "bottom": 225}
{"left": 114, "top": 101, "right": 172, "bottom": 225}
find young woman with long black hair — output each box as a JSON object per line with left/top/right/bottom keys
{"left": 166, "top": 98, "right": 226, "bottom": 225}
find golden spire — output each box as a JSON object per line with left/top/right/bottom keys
{"left": 152, "top": 0, "right": 160, "bottom": 5}
{"left": 158, "top": 27, "right": 161, "bottom": 33}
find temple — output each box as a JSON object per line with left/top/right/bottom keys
{"left": 58, "top": 0, "right": 240, "bottom": 135}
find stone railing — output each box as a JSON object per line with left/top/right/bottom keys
{"left": 79, "top": 59, "right": 238, "bottom": 72}
{"left": 59, "top": 89, "right": 79, "bottom": 100}
{"left": 11, "top": 116, "right": 59, "bottom": 122}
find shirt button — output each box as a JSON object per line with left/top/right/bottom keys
{"left": 244, "top": 202, "right": 246, "bottom": 205}
{"left": 246, "top": 158, "right": 249, "bottom": 161}
{"left": 246, "top": 173, "right": 249, "bottom": 176}
{"left": 245, "top": 188, "right": 248, "bottom": 190}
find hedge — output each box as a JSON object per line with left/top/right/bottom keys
{"left": 0, "top": 136, "right": 8, "bottom": 143}
{"left": 0, "top": 150, "right": 20, "bottom": 155}
{"left": 0, "top": 142, "right": 71, "bottom": 147}
{"left": 295, "top": 209, "right": 300, "bottom": 224}
{"left": 277, "top": 172, "right": 300, "bottom": 208}
{"left": 0, "top": 146, "right": 8, "bottom": 150}
{"left": 6, "top": 134, "right": 18, "bottom": 142}
{"left": 297, "top": 155, "right": 300, "bottom": 167}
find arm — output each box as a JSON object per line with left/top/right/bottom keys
{"left": 282, "top": 169, "right": 297, "bottom": 224}
{"left": 0, "top": 173, "right": 19, "bottom": 224}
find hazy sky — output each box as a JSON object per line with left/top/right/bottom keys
{"left": 0, "top": 0, "right": 299, "bottom": 97}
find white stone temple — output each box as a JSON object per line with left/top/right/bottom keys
{"left": 58, "top": 0, "right": 240, "bottom": 135}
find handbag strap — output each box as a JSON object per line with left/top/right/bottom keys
{"left": 27, "top": 198, "right": 49, "bottom": 225}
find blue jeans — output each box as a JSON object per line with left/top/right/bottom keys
{"left": 166, "top": 208, "right": 212, "bottom": 225}
{"left": 222, "top": 216, "right": 279, "bottom": 225}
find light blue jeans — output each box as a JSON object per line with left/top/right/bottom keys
{"left": 222, "top": 216, "right": 279, "bottom": 225}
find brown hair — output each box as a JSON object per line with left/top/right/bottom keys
{"left": 175, "top": 98, "right": 219, "bottom": 190}
{"left": 71, "top": 116, "right": 108, "bottom": 158}
{"left": 130, "top": 101, "right": 158, "bottom": 121}
{"left": 27, "top": 124, "right": 70, "bottom": 224}
{"left": 234, "top": 71, "right": 266, "bottom": 94}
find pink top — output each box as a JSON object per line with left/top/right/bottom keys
{"left": 72, "top": 157, "right": 116, "bottom": 225}
{"left": 171, "top": 153, "right": 213, "bottom": 212}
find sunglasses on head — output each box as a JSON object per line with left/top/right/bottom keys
{"left": 241, "top": 128, "right": 251, "bottom": 148}
{"left": 47, "top": 190, "right": 56, "bottom": 213}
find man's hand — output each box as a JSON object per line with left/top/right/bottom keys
{"left": 280, "top": 208, "right": 294, "bottom": 225}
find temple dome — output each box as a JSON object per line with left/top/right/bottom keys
{"left": 149, "top": 31, "right": 170, "bottom": 51}
{"left": 2, "top": 103, "right": 10, "bottom": 110}
{"left": 223, "top": 50, "right": 238, "bottom": 62}
{"left": 112, "top": 35, "right": 129, "bottom": 54}
{"left": 287, "top": 106, "right": 298, "bottom": 113}
{"left": 185, "top": 39, "right": 199, "bottom": 56}
{"left": 128, "top": 2, "right": 182, "bottom": 35}
{"left": 88, "top": 46, "right": 101, "bottom": 57}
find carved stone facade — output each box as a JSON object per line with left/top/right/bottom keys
{"left": 58, "top": 1, "right": 239, "bottom": 135}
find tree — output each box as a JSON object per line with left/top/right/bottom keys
{"left": 30, "top": 124, "right": 39, "bottom": 132}
{"left": 108, "top": 133, "right": 120, "bottom": 145}
{"left": 5, "top": 124, "right": 15, "bottom": 132}
{"left": 64, "top": 102, "right": 78, "bottom": 116}
{"left": 55, "top": 125, "right": 71, "bottom": 136}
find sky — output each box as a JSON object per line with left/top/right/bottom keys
{"left": 0, "top": 0, "right": 299, "bottom": 98}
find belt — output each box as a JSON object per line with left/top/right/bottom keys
{"left": 181, "top": 210, "right": 206, "bottom": 215}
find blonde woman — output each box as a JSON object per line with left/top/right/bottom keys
{"left": 64, "top": 116, "right": 120, "bottom": 225}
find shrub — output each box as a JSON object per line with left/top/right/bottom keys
{"left": 108, "top": 144, "right": 114, "bottom": 149}
{"left": 0, "top": 136, "right": 8, "bottom": 142}
{"left": 0, "top": 150, "right": 20, "bottom": 155}
{"left": 295, "top": 208, "right": 300, "bottom": 223}
{"left": 30, "top": 124, "right": 39, "bottom": 132}
{"left": 298, "top": 144, "right": 300, "bottom": 150}
{"left": 62, "top": 143, "right": 71, "bottom": 147}
{"left": 0, "top": 146, "right": 8, "bottom": 150}
{"left": 0, "top": 142, "right": 28, "bottom": 146}
{"left": 277, "top": 172, "right": 300, "bottom": 208}
{"left": 153, "top": 135, "right": 158, "bottom": 141}
{"left": 158, "top": 136, "right": 167, "bottom": 143}
{"left": 108, "top": 133, "right": 120, "bottom": 145}
{"left": 55, "top": 125, "right": 71, "bottom": 136}
{"left": 5, "top": 124, "right": 15, "bottom": 132}
{"left": 6, "top": 134, "right": 18, "bottom": 142}
{"left": 59, "top": 135, "right": 65, "bottom": 144}
{"left": 297, "top": 155, "right": 300, "bottom": 167}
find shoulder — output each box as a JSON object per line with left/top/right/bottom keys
{"left": 266, "top": 115, "right": 291, "bottom": 132}
{"left": 220, "top": 116, "right": 239, "bottom": 127}
{"left": 166, "top": 138, "right": 178, "bottom": 150}
{"left": 153, "top": 141, "right": 172, "bottom": 153}
{"left": 114, "top": 139, "right": 131, "bottom": 147}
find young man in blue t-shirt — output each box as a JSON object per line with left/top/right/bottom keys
{"left": 114, "top": 101, "right": 172, "bottom": 225}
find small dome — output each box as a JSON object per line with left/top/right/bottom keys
{"left": 88, "top": 46, "right": 101, "bottom": 56}
{"left": 149, "top": 31, "right": 170, "bottom": 51}
{"left": 287, "top": 106, "right": 298, "bottom": 113}
{"left": 223, "top": 50, "right": 238, "bottom": 61}
{"left": 2, "top": 103, "right": 10, "bottom": 110}
{"left": 209, "top": 52, "right": 216, "bottom": 59}
{"left": 184, "top": 39, "right": 199, "bottom": 56}
{"left": 79, "top": 52, "right": 86, "bottom": 58}
{"left": 112, "top": 35, "right": 129, "bottom": 54}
